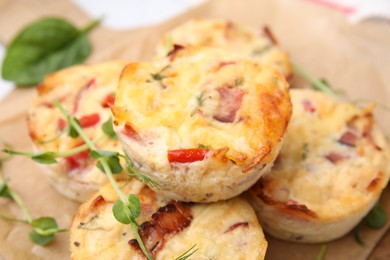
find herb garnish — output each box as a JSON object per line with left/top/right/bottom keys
{"left": 0, "top": 155, "right": 67, "bottom": 246}
{"left": 364, "top": 203, "right": 387, "bottom": 229}
{"left": 292, "top": 63, "right": 337, "bottom": 97}
{"left": 301, "top": 143, "right": 309, "bottom": 160}
{"left": 174, "top": 244, "right": 198, "bottom": 260}
{"left": 1, "top": 17, "right": 100, "bottom": 86}
{"left": 315, "top": 245, "right": 327, "bottom": 260}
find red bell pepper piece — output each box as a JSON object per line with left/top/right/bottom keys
{"left": 167, "top": 148, "right": 209, "bottom": 163}
{"left": 79, "top": 113, "right": 100, "bottom": 128}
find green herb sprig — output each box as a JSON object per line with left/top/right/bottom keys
{"left": 53, "top": 100, "right": 153, "bottom": 260}
{"left": 292, "top": 63, "right": 337, "bottom": 97}
{"left": 315, "top": 245, "right": 327, "bottom": 260}
{"left": 0, "top": 162, "right": 67, "bottom": 246}
{"left": 2, "top": 17, "right": 101, "bottom": 86}
{"left": 174, "top": 244, "right": 198, "bottom": 260}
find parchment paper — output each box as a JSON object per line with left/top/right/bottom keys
{"left": 0, "top": 0, "right": 389, "bottom": 259}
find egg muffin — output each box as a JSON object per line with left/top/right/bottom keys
{"left": 70, "top": 180, "right": 267, "bottom": 260}
{"left": 113, "top": 47, "right": 292, "bottom": 202}
{"left": 247, "top": 89, "right": 390, "bottom": 243}
{"left": 27, "top": 61, "right": 127, "bottom": 202}
{"left": 154, "top": 18, "right": 291, "bottom": 79}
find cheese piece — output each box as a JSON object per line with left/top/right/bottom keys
{"left": 154, "top": 18, "right": 291, "bottom": 78}
{"left": 113, "top": 47, "right": 292, "bottom": 202}
{"left": 247, "top": 89, "right": 390, "bottom": 243}
{"left": 27, "top": 61, "right": 128, "bottom": 202}
{"left": 70, "top": 180, "right": 267, "bottom": 260}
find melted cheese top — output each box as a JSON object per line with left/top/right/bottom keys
{"left": 70, "top": 180, "right": 267, "bottom": 260}
{"left": 154, "top": 18, "right": 291, "bottom": 77}
{"left": 250, "top": 89, "right": 390, "bottom": 220}
{"left": 113, "top": 47, "right": 291, "bottom": 166}
{"left": 28, "top": 61, "right": 128, "bottom": 184}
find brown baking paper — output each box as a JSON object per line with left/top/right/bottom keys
{"left": 0, "top": 0, "right": 389, "bottom": 259}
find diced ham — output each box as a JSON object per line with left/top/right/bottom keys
{"left": 302, "top": 99, "right": 316, "bottom": 113}
{"left": 213, "top": 87, "right": 244, "bottom": 123}
{"left": 338, "top": 131, "right": 357, "bottom": 147}
{"left": 325, "top": 152, "right": 349, "bottom": 164}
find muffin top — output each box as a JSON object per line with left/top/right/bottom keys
{"left": 113, "top": 47, "right": 291, "bottom": 172}
{"left": 154, "top": 18, "right": 291, "bottom": 78}
{"left": 249, "top": 89, "right": 390, "bottom": 220}
{"left": 70, "top": 180, "right": 267, "bottom": 260}
{"left": 28, "top": 61, "right": 127, "bottom": 185}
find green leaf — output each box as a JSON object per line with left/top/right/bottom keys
{"left": 29, "top": 230, "right": 54, "bottom": 246}
{"left": 2, "top": 18, "right": 99, "bottom": 86}
{"left": 31, "top": 217, "right": 58, "bottom": 230}
{"left": 365, "top": 204, "right": 387, "bottom": 229}
{"left": 0, "top": 182, "right": 12, "bottom": 199}
{"left": 101, "top": 118, "right": 117, "bottom": 140}
{"left": 96, "top": 156, "right": 122, "bottom": 174}
{"left": 89, "top": 150, "right": 118, "bottom": 160}
{"left": 112, "top": 200, "right": 133, "bottom": 224}
{"left": 68, "top": 118, "right": 81, "bottom": 138}
{"left": 31, "top": 152, "right": 57, "bottom": 164}
{"left": 128, "top": 194, "right": 141, "bottom": 219}
{"left": 353, "top": 225, "right": 365, "bottom": 246}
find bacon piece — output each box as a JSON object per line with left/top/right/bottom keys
{"left": 213, "top": 87, "right": 244, "bottom": 123}
{"left": 262, "top": 26, "right": 278, "bottom": 45}
{"left": 302, "top": 99, "right": 316, "bottom": 113}
{"left": 64, "top": 148, "right": 91, "bottom": 171}
{"left": 152, "top": 202, "right": 192, "bottom": 233}
{"left": 88, "top": 195, "right": 106, "bottom": 212}
{"left": 325, "top": 152, "right": 349, "bottom": 164}
{"left": 129, "top": 202, "right": 193, "bottom": 257}
{"left": 224, "top": 222, "right": 249, "bottom": 233}
{"left": 167, "top": 44, "right": 184, "bottom": 61}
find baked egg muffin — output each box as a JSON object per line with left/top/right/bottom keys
{"left": 70, "top": 180, "right": 267, "bottom": 260}
{"left": 155, "top": 18, "right": 291, "bottom": 79}
{"left": 113, "top": 47, "right": 292, "bottom": 202}
{"left": 247, "top": 89, "right": 390, "bottom": 243}
{"left": 27, "top": 61, "right": 127, "bottom": 202}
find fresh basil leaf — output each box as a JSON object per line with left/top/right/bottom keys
{"left": 112, "top": 200, "right": 133, "bottom": 225}
{"left": 0, "top": 182, "right": 12, "bottom": 199}
{"left": 68, "top": 118, "right": 81, "bottom": 138}
{"left": 128, "top": 194, "right": 141, "bottom": 219}
{"left": 96, "top": 157, "right": 122, "bottom": 174}
{"left": 29, "top": 230, "right": 54, "bottom": 246}
{"left": 365, "top": 204, "right": 387, "bottom": 229}
{"left": 31, "top": 217, "right": 58, "bottom": 230}
{"left": 2, "top": 18, "right": 99, "bottom": 86}
{"left": 102, "top": 118, "right": 117, "bottom": 140}
{"left": 31, "top": 152, "right": 57, "bottom": 164}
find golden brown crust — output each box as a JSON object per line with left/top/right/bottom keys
{"left": 247, "top": 89, "right": 390, "bottom": 243}
{"left": 27, "top": 61, "right": 128, "bottom": 202}
{"left": 113, "top": 47, "right": 291, "bottom": 202}
{"left": 70, "top": 180, "right": 268, "bottom": 259}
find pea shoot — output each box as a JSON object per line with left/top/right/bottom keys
{"left": 0, "top": 155, "right": 67, "bottom": 246}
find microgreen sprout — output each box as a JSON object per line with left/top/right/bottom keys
{"left": 174, "top": 244, "right": 198, "bottom": 260}
{"left": 292, "top": 63, "right": 337, "bottom": 97}
{"left": 315, "top": 245, "right": 327, "bottom": 260}
{"left": 53, "top": 100, "right": 153, "bottom": 259}
{"left": 0, "top": 157, "right": 67, "bottom": 246}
